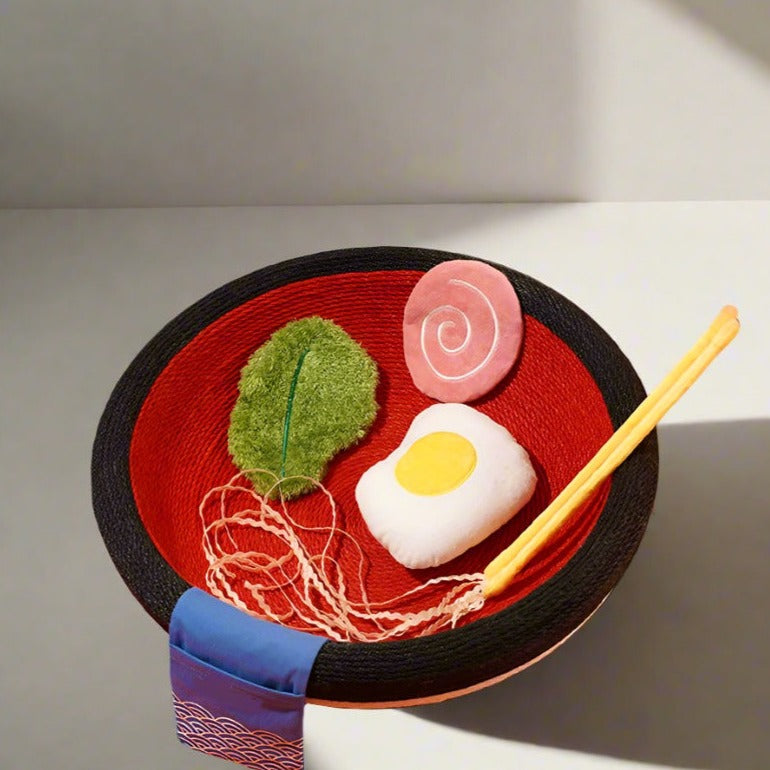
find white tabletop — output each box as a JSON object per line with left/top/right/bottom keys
{"left": 2, "top": 202, "right": 768, "bottom": 770}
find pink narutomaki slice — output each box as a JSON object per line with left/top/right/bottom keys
{"left": 403, "top": 260, "right": 523, "bottom": 403}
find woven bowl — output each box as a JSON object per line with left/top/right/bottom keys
{"left": 92, "top": 247, "right": 658, "bottom": 707}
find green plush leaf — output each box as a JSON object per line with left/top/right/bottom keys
{"left": 228, "top": 316, "right": 379, "bottom": 498}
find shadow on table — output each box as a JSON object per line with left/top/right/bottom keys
{"left": 410, "top": 419, "right": 770, "bottom": 770}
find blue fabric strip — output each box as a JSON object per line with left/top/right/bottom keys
{"left": 169, "top": 588, "right": 326, "bottom": 769}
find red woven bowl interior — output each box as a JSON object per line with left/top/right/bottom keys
{"left": 130, "top": 270, "right": 614, "bottom": 637}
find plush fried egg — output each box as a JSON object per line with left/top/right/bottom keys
{"left": 355, "top": 403, "right": 537, "bottom": 569}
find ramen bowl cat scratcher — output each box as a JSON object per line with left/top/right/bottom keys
{"left": 92, "top": 247, "right": 664, "bottom": 766}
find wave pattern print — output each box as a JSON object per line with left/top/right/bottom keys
{"left": 403, "top": 259, "right": 523, "bottom": 403}
{"left": 173, "top": 695, "right": 304, "bottom": 770}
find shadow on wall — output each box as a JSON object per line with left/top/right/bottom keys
{"left": 667, "top": 0, "right": 770, "bottom": 70}
{"left": 410, "top": 419, "right": 770, "bottom": 770}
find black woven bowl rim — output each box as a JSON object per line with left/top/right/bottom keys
{"left": 92, "top": 246, "right": 658, "bottom": 705}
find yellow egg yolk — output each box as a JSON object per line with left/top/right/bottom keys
{"left": 394, "top": 431, "right": 477, "bottom": 496}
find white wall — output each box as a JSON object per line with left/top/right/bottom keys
{"left": 2, "top": 0, "right": 770, "bottom": 206}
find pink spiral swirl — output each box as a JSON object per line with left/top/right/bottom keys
{"left": 403, "top": 260, "right": 523, "bottom": 403}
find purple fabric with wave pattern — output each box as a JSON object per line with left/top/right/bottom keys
{"left": 169, "top": 588, "right": 325, "bottom": 769}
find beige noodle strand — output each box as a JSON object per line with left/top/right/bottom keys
{"left": 199, "top": 470, "right": 485, "bottom": 642}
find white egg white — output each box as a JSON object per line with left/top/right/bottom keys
{"left": 355, "top": 403, "right": 537, "bottom": 569}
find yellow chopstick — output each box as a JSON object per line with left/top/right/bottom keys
{"left": 483, "top": 306, "right": 740, "bottom": 599}
{"left": 484, "top": 305, "right": 736, "bottom": 582}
